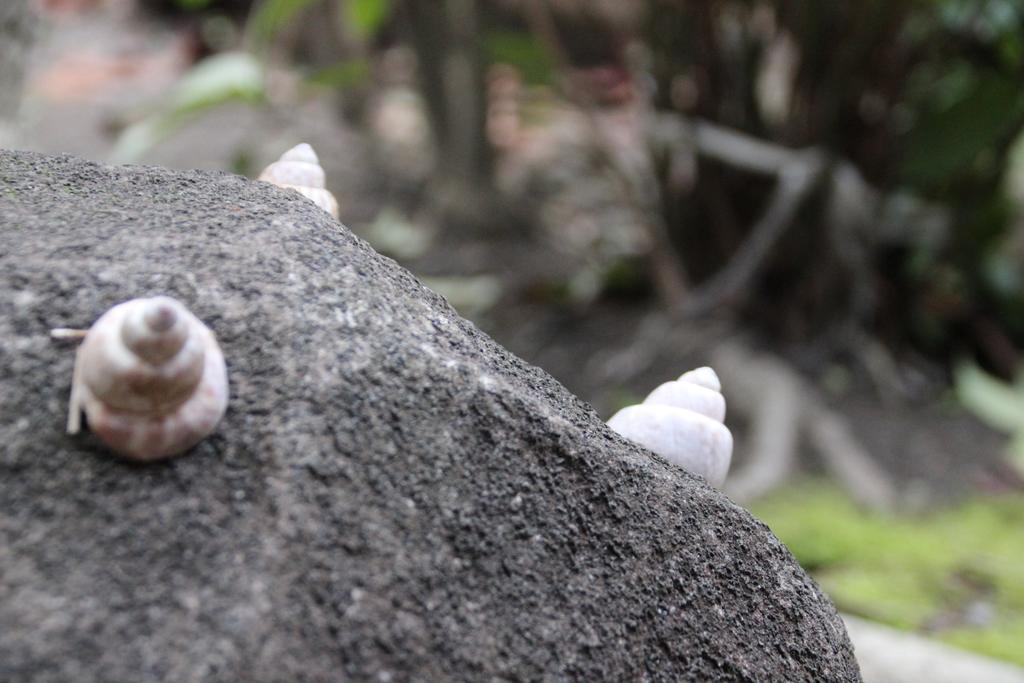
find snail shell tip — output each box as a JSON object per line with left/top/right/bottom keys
{"left": 679, "top": 366, "right": 721, "bottom": 391}
{"left": 280, "top": 142, "right": 319, "bottom": 165}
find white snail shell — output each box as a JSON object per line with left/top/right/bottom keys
{"left": 258, "top": 143, "right": 340, "bottom": 219}
{"left": 66, "top": 296, "right": 229, "bottom": 461}
{"left": 607, "top": 367, "right": 733, "bottom": 488}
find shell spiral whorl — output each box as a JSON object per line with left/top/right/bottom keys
{"left": 607, "top": 367, "right": 733, "bottom": 488}
{"left": 258, "top": 143, "right": 339, "bottom": 219}
{"left": 68, "top": 296, "right": 229, "bottom": 461}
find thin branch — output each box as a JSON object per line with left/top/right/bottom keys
{"left": 681, "top": 151, "right": 828, "bottom": 317}
{"left": 523, "top": 6, "right": 946, "bottom": 325}
{"left": 680, "top": 119, "right": 948, "bottom": 321}
{"left": 692, "top": 119, "right": 806, "bottom": 175}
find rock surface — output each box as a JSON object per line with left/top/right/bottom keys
{"left": 0, "top": 149, "right": 860, "bottom": 682}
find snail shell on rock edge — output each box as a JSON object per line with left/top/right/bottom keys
{"left": 258, "top": 143, "right": 340, "bottom": 219}
{"left": 607, "top": 367, "right": 733, "bottom": 488}
{"left": 67, "top": 296, "right": 229, "bottom": 461}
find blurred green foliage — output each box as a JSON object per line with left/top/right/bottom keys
{"left": 344, "top": 0, "right": 391, "bottom": 38}
{"left": 901, "top": 76, "right": 1024, "bottom": 188}
{"left": 307, "top": 60, "right": 371, "bottom": 88}
{"left": 900, "top": 1, "right": 1024, "bottom": 357}
{"left": 484, "top": 31, "right": 553, "bottom": 85}
{"left": 251, "top": 0, "right": 321, "bottom": 43}
{"left": 754, "top": 482, "right": 1024, "bottom": 666}
{"left": 113, "top": 52, "right": 264, "bottom": 161}
{"left": 251, "top": 0, "right": 391, "bottom": 43}
{"left": 955, "top": 362, "right": 1024, "bottom": 471}
{"left": 173, "top": 0, "right": 215, "bottom": 9}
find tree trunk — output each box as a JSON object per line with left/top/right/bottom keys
{"left": 400, "top": 0, "right": 513, "bottom": 235}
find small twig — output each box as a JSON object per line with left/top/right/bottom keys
{"left": 50, "top": 328, "right": 88, "bottom": 340}
{"left": 49, "top": 328, "right": 87, "bottom": 432}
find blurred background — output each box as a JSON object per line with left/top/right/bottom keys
{"left": 3, "top": 0, "right": 1024, "bottom": 675}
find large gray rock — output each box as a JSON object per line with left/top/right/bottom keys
{"left": 0, "top": 149, "right": 860, "bottom": 682}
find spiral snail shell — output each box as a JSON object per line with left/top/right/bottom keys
{"left": 607, "top": 367, "right": 733, "bottom": 488}
{"left": 65, "top": 296, "right": 229, "bottom": 461}
{"left": 258, "top": 143, "right": 340, "bottom": 219}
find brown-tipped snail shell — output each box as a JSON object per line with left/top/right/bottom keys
{"left": 65, "top": 296, "right": 229, "bottom": 461}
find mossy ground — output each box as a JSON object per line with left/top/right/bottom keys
{"left": 752, "top": 482, "right": 1024, "bottom": 666}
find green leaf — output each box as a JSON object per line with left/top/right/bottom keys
{"left": 344, "top": 0, "right": 391, "bottom": 38}
{"left": 1007, "top": 429, "right": 1024, "bottom": 470}
{"left": 170, "top": 51, "right": 264, "bottom": 115}
{"left": 111, "top": 117, "right": 174, "bottom": 164}
{"left": 306, "top": 60, "right": 371, "bottom": 89}
{"left": 251, "top": 0, "right": 321, "bottom": 43}
{"left": 112, "top": 52, "right": 265, "bottom": 162}
{"left": 954, "top": 361, "right": 1024, "bottom": 433}
{"left": 485, "top": 30, "right": 553, "bottom": 85}
{"left": 901, "top": 75, "right": 1024, "bottom": 187}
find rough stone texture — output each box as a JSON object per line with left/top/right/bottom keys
{"left": 0, "top": 149, "right": 860, "bottom": 682}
